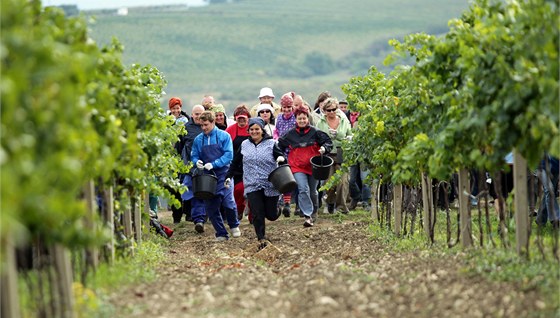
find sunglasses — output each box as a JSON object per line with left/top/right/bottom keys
{"left": 259, "top": 110, "right": 271, "bottom": 114}
{"left": 324, "top": 108, "right": 337, "bottom": 113}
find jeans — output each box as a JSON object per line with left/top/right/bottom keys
{"left": 536, "top": 168, "right": 559, "bottom": 225}
{"left": 349, "top": 164, "right": 371, "bottom": 203}
{"left": 293, "top": 172, "right": 318, "bottom": 217}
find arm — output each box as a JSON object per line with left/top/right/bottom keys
{"left": 227, "top": 146, "right": 244, "bottom": 180}
{"left": 272, "top": 141, "right": 285, "bottom": 162}
{"left": 316, "top": 129, "right": 333, "bottom": 153}
{"left": 211, "top": 132, "right": 234, "bottom": 168}
{"left": 190, "top": 135, "right": 201, "bottom": 164}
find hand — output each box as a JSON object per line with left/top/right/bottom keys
{"left": 224, "top": 178, "right": 231, "bottom": 189}
{"left": 328, "top": 128, "right": 337, "bottom": 138}
{"left": 276, "top": 156, "right": 285, "bottom": 164}
{"left": 346, "top": 135, "right": 353, "bottom": 141}
{"left": 196, "top": 160, "right": 204, "bottom": 169}
{"left": 204, "top": 163, "right": 213, "bottom": 170}
{"left": 319, "top": 146, "right": 326, "bottom": 155}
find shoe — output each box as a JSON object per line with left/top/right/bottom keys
{"left": 194, "top": 222, "right": 204, "bottom": 233}
{"left": 303, "top": 217, "right": 314, "bottom": 227}
{"left": 327, "top": 204, "right": 335, "bottom": 214}
{"left": 282, "top": 203, "right": 291, "bottom": 217}
{"left": 349, "top": 199, "right": 358, "bottom": 211}
{"left": 231, "top": 227, "right": 241, "bottom": 238}
{"left": 215, "top": 236, "right": 228, "bottom": 242}
{"left": 340, "top": 209, "right": 349, "bottom": 215}
{"left": 257, "top": 239, "right": 268, "bottom": 251}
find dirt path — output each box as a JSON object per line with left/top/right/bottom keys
{"left": 108, "top": 210, "right": 543, "bottom": 317}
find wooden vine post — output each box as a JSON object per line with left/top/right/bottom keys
{"left": 103, "top": 186, "right": 115, "bottom": 263}
{"left": 84, "top": 180, "right": 99, "bottom": 270}
{"left": 1, "top": 234, "right": 21, "bottom": 318}
{"left": 393, "top": 184, "right": 403, "bottom": 236}
{"left": 133, "top": 194, "right": 142, "bottom": 245}
{"left": 458, "top": 168, "right": 473, "bottom": 247}
{"left": 513, "top": 150, "right": 529, "bottom": 257}
{"left": 53, "top": 244, "right": 74, "bottom": 318}
{"left": 370, "top": 180, "right": 379, "bottom": 222}
{"left": 421, "top": 173, "right": 434, "bottom": 241}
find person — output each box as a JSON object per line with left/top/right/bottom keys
{"left": 168, "top": 97, "right": 190, "bottom": 125}
{"left": 274, "top": 92, "right": 298, "bottom": 217}
{"left": 250, "top": 87, "right": 281, "bottom": 118}
{"left": 228, "top": 118, "right": 285, "bottom": 248}
{"left": 191, "top": 111, "right": 241, "bottom": 241}
{"left": 346, "top": 110, "right": 371, "bottom": 210}
{"left": 168, "top": 97, "right": 190, "bottom": 223}
{"left": 278, "top": 107, "right": 333, "bottom": 227}
{"left": 226, "top": 104, "right": 252, "bottom": 220}
{"left": 315, "top": 97, "right": 353, "bottom": 214}
{"left": 338, "top": 99, "right": 351, "bottom": 122}
{"left": 201, "top": 95, "right": 215, "bottom": 110}
{"left": 181, "top": 105, "right": 207, "bottom": 230}
{"left": 535, "top": 154, "right": 559, "bottom": 227}
{"left": 256, "top": 103, "right": 276, "bottom": 137}
{"left": 211, "top": 103, "right": 228, "bottom": 130}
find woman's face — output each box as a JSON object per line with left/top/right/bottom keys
{"left": 296, "top": 113, "right": 309, "bottom": 128}
{"left": 215, "top": 112, "right": 225, "bottom": 124}
{"left": 170, "top": 105, "right": 181, "bottom": 118}
{"left": 248, "top": 124, "right": 263, "bottom": 141}
{"left": 323, "top": 104, "right": 338, "bottom": 119}
{"left": 236, "top": 116, "right": 248, "bottom": 128}
{"left": 258, "top": 109, "right": 272, "bottom": 123}
{"left": 282, "top": 104, "right": 293, "bottom": 115}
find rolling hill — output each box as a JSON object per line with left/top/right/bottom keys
{"left": 86, "top": 0, "right": 470, "bottom": 112}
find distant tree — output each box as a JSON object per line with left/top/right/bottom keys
{"left": 58, "top": 5, "right": 79, "bottom": 16}
{"left": 304, "top": 51, "right": 335, "bottom": 76}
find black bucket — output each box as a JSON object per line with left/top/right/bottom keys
{"left": 268, "top": 164, "right": 297, "bottom": 193}
{"left": 310, "top": 155, "right": 333, "bottom": 180}
{"left": 192, "top": 170, "right": 217, "bottom": 199}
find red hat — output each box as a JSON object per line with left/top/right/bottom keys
{"left": 168, "top": 97, "right": 182, "bottom": 109}
{"left": 280, "top": 93, "right": 294, "bottom": 107}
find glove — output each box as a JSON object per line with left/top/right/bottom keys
{"left": 319, "top": 146, "right": 326, "bottom": 155}
{"left": 346, "top": 135, "right": 353, "bottom": 141}
{"left": 276, "top": 156, "right": 285, "bottom": 164}
{"left": 204, "top": 163, "right": 213, "bottom": 170}
{"left": 196, "top": 160, "right": 204, "bottom": 169}
{"left": 224, "top": 178, "right": 231, "bottom": 189}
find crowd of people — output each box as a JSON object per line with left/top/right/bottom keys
{"left": 160, "top": 87, "right": 560, "bottom": 246}
{"left": 161, "top": 87, "right": 370, "bottom": 247}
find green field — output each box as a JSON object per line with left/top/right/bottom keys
{"left": 87, "top": 0, "right": 469, "bottom": 112}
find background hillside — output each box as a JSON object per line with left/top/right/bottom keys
{"left": 86, "top": 0, "right": 470, "bottom": 112}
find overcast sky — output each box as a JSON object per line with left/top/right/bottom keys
{"left": 43, "top": 0, "right": 208, "bottom": 10}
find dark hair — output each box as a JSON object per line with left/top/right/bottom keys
{"left": 314, "top": 91, "right": 332, "bottom": 110}
{"left": 294, "top": 106, "right": 310, "bottom": 117}
{"left": 233, "top": 104, "right": 251, "bottom": 118}
{"left": 199, "top": 110, "right": 215, "bottom": 123}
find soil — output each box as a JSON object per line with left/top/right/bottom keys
{"left": 108, "top": 209, "right": 548, "bottom": 318}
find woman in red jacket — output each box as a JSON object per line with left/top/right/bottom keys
{"left": 278, "top": 107, "right": 332, "bottom": 227}
{"left": 226, "top": 104, "right": 252, "bottom": 220}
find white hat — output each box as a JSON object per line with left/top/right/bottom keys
{"left": 258, "top": 87, "right": 275, "bottom": 99}
{"left": 257, "top": 103, "right": 274, "bottom": 114}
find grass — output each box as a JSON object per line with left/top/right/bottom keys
{"left": 85, "top": 0, "right": 470, "bottom": 111}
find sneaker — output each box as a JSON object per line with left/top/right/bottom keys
{"left": 303, "top": 217, "right": 314, "bottom": 227}
{"left": 282, "top": 203, "right": 291, "bottom": 217}
{"left": 231, "top": 227, "right": 241, "bottom": 238}
{"left": 194, "top": 222, "right": 204, "bottom": 233}
{"left": 327, "top": 204, "right": 335, "bottom": 214}
{"left": 215, "top": 236, "right": 228, "bottom": 242}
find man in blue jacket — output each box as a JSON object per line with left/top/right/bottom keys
{"left": 191, "top": 111, "right": 240, "bottom": 241}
